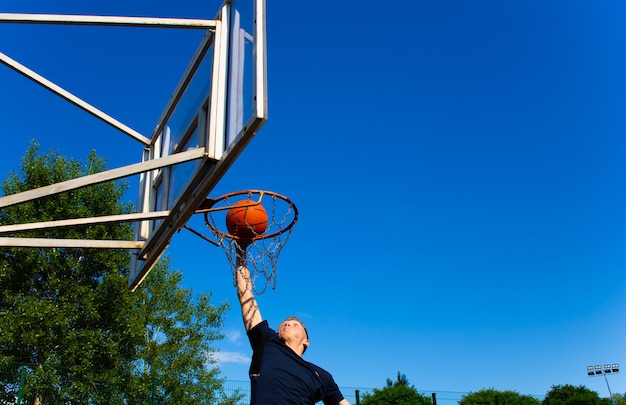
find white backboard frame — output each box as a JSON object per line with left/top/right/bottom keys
{"left": 0, "top": 0, "right": 268, "bottom": 291}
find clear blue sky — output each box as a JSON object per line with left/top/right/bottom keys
{"left": 1, "top": 0, "right": 625, "bottom": 401}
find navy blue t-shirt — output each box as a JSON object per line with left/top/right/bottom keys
{"left": 247, "top": 320, "right": 345, "bottom": 405}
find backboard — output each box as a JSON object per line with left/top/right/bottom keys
{"left": 0, "top": 0, "right": 267, "bottom": 291}
{"left": 129, "top": 0, "right": 268, "bottom": 290}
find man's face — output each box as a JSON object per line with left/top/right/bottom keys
{"left": 278, "top": 319, "right": 309, "bottom": 350}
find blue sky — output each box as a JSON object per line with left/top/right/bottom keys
{"left": 1, "top": 0, "right": 625, "bottom": 401}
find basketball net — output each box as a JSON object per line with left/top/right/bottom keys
{"left": 192, "top": 190, "right": 298, "bottom": 295}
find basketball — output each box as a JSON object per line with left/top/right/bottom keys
{"left": 225, "top": 200, "right": 269, "bottom": 239}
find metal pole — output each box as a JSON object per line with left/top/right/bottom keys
{"left": 16, "top": 367, "right": 26, "bottom": 405}
{"left": 602, "top": 373, "right": 617, "bottom": 405}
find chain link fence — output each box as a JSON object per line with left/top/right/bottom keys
{"left": 2, "top": 362, "right": 541, "bottom": 405}
{"left": 219, "top": 379, "right": 472, "bottom": 405}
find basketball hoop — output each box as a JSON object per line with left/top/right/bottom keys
{"left": 190, "top": 190, "right": 298, "bottom": 295}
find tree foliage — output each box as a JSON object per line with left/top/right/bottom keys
{"left": 614, "top": 393, "right": 626, "bottom": 405}
{"left": 543, "top": 384, "right": 612, "bottom": 405}
{"left": 361, "top": 372, "right": 432, "bottom": 405}
{"left": 0, "top": 143, "right": 139, "bottom": 403}
{"left": 460, "top": 388, "right": 542, "bottom": 405}
{"left": 129, "top": 258, "right": 236, "bottom": 404}
{"left": 0, "top": 142, "right": 237, "bottom": 404}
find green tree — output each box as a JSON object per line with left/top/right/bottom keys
{"left": 128, "top": 257, "right": 238, "bottom": 404}
{"left": 0, "top": 143, "right": 140, "bottom": 404}
{"left": 0, "top": 142, "right": 238, "bottom": 404}
{"left": 460, "top": 388, "right": 542, "bottom": 405}
{"left": 543, "top": 385, "right": 612, "bottom": 405}
{"left": 361, "top": 372, "right": 432, "bottom": 405}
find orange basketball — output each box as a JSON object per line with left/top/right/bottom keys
{"left": 225, "top": 200, "right": 268, "bottom": 239}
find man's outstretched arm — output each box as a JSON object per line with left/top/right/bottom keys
{"left": 236, "top": 254, "right": 262, "bottom": 331}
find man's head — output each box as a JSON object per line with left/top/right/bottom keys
{"left": 278, "top": 316, "right": 309, "bottom": 355}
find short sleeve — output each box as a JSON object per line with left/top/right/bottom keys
{"left": 315, "top": 365, "right": 345, "bottom": 405}
{"left": 247, "top": 320, "right": 276, "bottom": 376}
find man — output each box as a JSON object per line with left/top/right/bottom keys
{"left": 236, "top": 261, "right": 350, "bottom": 405}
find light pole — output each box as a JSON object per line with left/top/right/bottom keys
{"left": 586, "top": 363, "right": 620, "bottom": 405}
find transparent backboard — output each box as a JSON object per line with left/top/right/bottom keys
{"left": 129, "top": 0, "right": 267, "bottom": 290}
